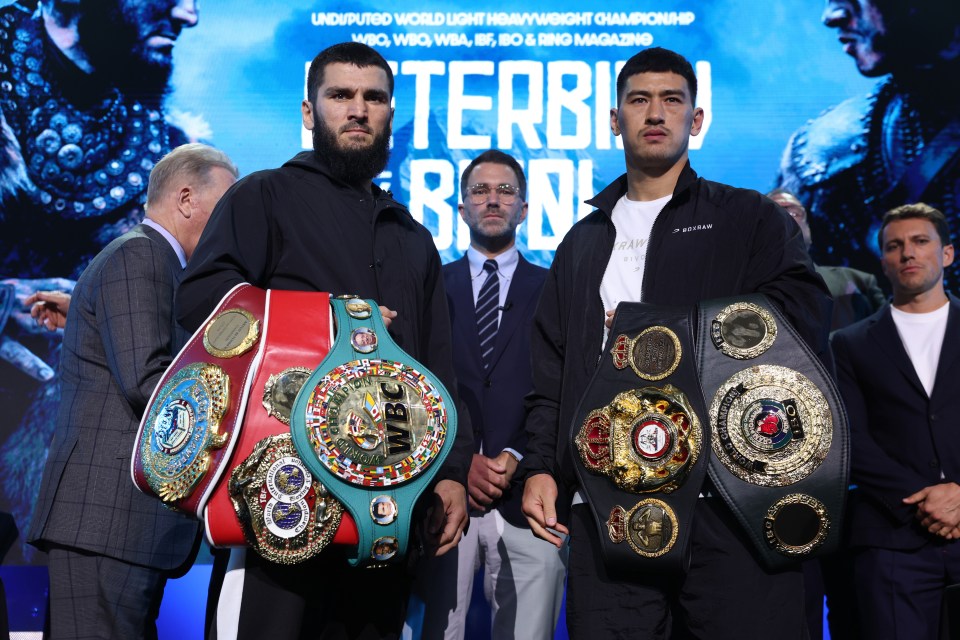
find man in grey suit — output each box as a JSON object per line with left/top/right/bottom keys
{"left": 28, "top": 143, "right": 237, "bottom": 639}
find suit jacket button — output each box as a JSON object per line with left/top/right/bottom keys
{"left": 484, "top": 380, "right": 492, "bottom": 388}
{"left": 930, "top": 414, "right": 937, "bottom": 421}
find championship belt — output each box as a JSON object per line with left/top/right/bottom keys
{"left": 571, "top": 304, "right": 709, "bottom": 575}
{"left": 204, "top": 289, "right": 358, "bottom": 564}
{"left": 133, "top": 283, "right": 266, "bottom": 517}
{"left": 696, "top": 295, "right": 849, "bottom": 569}
{"left": 291, "top": 296, "right": 457, "bottom": 567}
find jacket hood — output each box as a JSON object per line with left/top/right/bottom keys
{"left": 282, "top": 150, "right": 402, "bottom": 209}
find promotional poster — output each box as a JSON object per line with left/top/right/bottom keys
{"left": 0, "top": 0, "right": 957, "bottom": 579}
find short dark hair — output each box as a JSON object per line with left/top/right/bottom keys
{"left": 616, "top": 47, "right": 697, "bottom": 106}
{"left": 459, "top": 150, "right": 527, "bottom": 201}
{"left": 306, "top": 42, "right": 394, "bottom": 103}
{"left": 879, "top": 202, "right": 953, "bottom": 250}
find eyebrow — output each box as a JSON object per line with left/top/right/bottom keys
{"left": 626, "top": 88, "right": 687, "bottom": 99}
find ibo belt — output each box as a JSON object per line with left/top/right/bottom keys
{"left": 291, "top": 296, "right": 456, "bottom": 567}
{"left": 697, "top": 295, "right": 849, "bottom": 569}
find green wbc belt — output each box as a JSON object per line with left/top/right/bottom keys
{"left": 290, "top": 296, "right": 457, "bottom": 567}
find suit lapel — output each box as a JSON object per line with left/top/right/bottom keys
{"left": 448, "top": 257, "right": 484, "bottom": 369}
{"left": 932, "top": 296, "right": 960, "bottom": 400}
{"left": 869, "top": 304, "right": 926, "bottom": 397}
{"left": 488, "top": 255, "right": 538, "bottom": 371}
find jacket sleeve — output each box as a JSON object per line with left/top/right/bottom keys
{"left": 518, "top": 246, "right": 567, "bottom": 482}
{"left": 176, "top": 178, "right": 276, "bottom": 332}
{"left": 832, "top": 328, "right": 928, "bottom": 523}
{"left": 95, "top": 238, "right": 175, "bottom": 416}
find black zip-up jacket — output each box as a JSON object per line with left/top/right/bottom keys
{"left": 176, "top": 151, "right": 472, "bottom": 486}
{"left": 519, "top": 163, "right": 832, "bottom": 508}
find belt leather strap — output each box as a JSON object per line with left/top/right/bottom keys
{"left": 696, "top": 294, "right": 849, "bottom": 569}
{"left": 205, "top": 288, "right": 360, "bottom": 563}
{"left": 291, "top": 297, "right": 457, "bottom": 567}
{"left": 133, "top": 283, "right": 266, "bottom": 517}
{"left": 571, "top": 303, "right": 709, "bottom": 576}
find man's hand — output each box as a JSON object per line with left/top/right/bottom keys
{"left": 3, "top": 277, "right": 75, "bottom": 335}
{"left": 522, "top": 473, "right": 568, "bottom": 548}
{"left": 26, "top": 290, "right": 71, "bottom": 331}
{"left": 605, "top": 309, "right": 616, "bottom": 329}
{"left": 379, "top": 306, "right": 397, "bottom": 328}
{"left": 426, "top": 479, "right": 468, "bottom": 557}
{"left": 904, "top": 482, "right": 960, "bottom": 536}
{"left": 467, "top": 451, "right": 519, "bottom": 511}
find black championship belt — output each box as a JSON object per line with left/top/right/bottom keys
{"left": 696, "top": 294, "right": 849, "bottom": 569}
{"left": 571, "top": 304, "right": 710, "bottom": 576}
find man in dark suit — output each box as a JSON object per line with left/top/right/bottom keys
{"left": 28, "top": 143, "right": 237, "bottom": 639}
{"left": 417, "top": 150, "right": 566, "bottom": 639}
{"left": 833, "top": 202, "right": 960, "bottom": 639}
{"left": 769, "top": 189, "right": 887, "bottom": 332}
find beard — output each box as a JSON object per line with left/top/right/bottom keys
{"left": 311, "top": 115, "right": 391, "bottom": 187}
{"left": 76, "top": 2, "right": 174, "bottom": 104}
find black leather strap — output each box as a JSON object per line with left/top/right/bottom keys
{"left": 696, "top": 294, "right": 849, "bottom": 570}
{"left": 571, "top": 303, "right": 710, "bottom": 577}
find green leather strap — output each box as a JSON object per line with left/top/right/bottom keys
{"left": 291, "top": 296, "right": 457, "bottom": 567}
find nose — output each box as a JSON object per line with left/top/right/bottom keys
{"left": 645, "top": 100, "right": 665, "bottom": 125}
{"left": 346, "top": 95, "right": 368, "bottom": 120}
{"left": 172, "top": 0, "right": 199, "bottom": 28}
{"left": 821, "top": 1, "right": 849, "bottom": 28}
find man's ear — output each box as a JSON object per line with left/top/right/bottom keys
{"left": 302, "top": 99, "right": 315, "bottom": 131}
{"left": 177, "top": 186, "right": 194, "bottom": 218}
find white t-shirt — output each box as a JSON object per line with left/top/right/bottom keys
{"left": 599, "top": 193, "right": 672, "bottom": 345}
{"left": 891, "top": 302, "right": 950, "bottom": 397}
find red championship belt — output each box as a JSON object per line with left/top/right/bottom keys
{"left": 132, "top": 283, "right": 267, "bottom": 518}
{"left": 204, "top": 289, "right": 358, "bottom": 563}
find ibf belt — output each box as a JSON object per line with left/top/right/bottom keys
{"left": 571, "top": 304, "right": 708, "bottom": 576}
{"left": 133, "top": 283, "right": 266, "bottom": 517}
{"left": 696, "top": 295, "right": 849, "bottom": 569}
{"left": 204, "top": 288, "right": 358, "bottom": 563}
{"left": 290, "top": 297, "right": 456, "bottom": 567}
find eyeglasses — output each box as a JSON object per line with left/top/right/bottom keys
{"left": 466, "top": 183, "right": 522, "bottom": 205}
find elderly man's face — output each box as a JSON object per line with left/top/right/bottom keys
{"left": 78, "top": 0, "right": 199, "bottom": 92}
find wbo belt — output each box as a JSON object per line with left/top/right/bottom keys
{"left": 291, "top": 296, "right": 457, "bottom": 568}
{"left": 571, "top": 303, "right": 709, "bottom": 576}
{"left": 696, "top": 294, "right": 849, "bottom": 570}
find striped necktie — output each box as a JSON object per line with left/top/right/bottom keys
{"left": 476, "top": 259, "right": 500, "bottom": 370}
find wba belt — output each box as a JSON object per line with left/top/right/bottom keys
{"left": 571, "top": 304, "right": 709, "bottom": 575}
{"left": 291, "top": 296, "right": 457, "bottom": 568}
{"left": 696, "top": 294, "right": 849, "bottom": 569}
{"left": 133, "top": 285, "right": 360, "bottom": 564}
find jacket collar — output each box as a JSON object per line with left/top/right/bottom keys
{"left": 585, "top": 162, "right": 700, "bottom": 217}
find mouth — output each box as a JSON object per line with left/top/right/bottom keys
{"left": 146, "top": 33, "right": 178, "bottom": 49}
{"left": 643, "top": 128, "right": 667, "bottom": 140}
{"left": 838, "top": 33, "right": 857, "bottom": 55}
{"left": 341, "top": 125, "right": 372, "bottom": 136}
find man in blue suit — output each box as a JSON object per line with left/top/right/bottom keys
{"left": 417, "top": 150, "right": 566, "bottom": 640}
{"left": 832, "top": 202, "right": 960, "bottom": 639}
